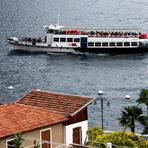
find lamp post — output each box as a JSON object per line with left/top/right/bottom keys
{"left": 98, "top": 90, "right": 104, "bottom": 129}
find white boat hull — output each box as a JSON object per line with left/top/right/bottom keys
{"left": 8, "top": 42, "right": 76, "bottom": 53}
{"left": 7, "top": 37, "right": 148, "bottom": 54}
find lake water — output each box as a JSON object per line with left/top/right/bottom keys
{"left": 0, "top": 0, "right": 148, "bottom": 133}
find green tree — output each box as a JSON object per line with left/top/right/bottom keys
{"left": 119, "top": 106, "right": 144, "bottom": 133}
{"left": 86, "top": 127, "right": 148, "bottom": 148}
{"left": 139, "top": 116, "right": 148, "bottom": 135}
{"left": 13, "top": 133, "right": 23, "bottom": 148}
{"left": 142, "top": 125, "right": 148, "bottom": 135}
{"left": 136, "top": 89, "right": 148, "bottom": 134}
{"left": 87, "top": 127, "right": 104, "bottom": 141}
{"left": 136, "top": 89, "right": 148, "bottom": 116}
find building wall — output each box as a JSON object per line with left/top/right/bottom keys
{"left": 64, "top": 108, "right": 88, "bottom": 126}
{"left": 0, "top": 123, "right": 64, "bottom": 148}
{"left": 0, "top": 137, "right": 6, "bottom": 148}
{"left": 64, "top": 120, "right": 88, "bottom": 146}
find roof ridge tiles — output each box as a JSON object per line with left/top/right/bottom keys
{"left": 31, "top": 89, "right": 93, "bottom": 99}
{"left": 15, "top": 89, "right": 36, "bottom": 103}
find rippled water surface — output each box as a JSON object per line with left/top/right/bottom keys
{"left": 0, "top": 0, "right": 148, "bottom": 133}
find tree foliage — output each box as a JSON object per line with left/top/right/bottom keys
{"left": 139, "top": 116, "right": 148, "bottom": 135}
{"left": 87, "top": 127, "right": 104, "bottom": 141}
{"left": 86, "top": 127, "right": 148, "bottom": 148}
{"left": 136, "top": 89, "right": 148, "bottom": 134}
{"left": 137, "top": 89, "right": 148, "bottom": 106}
{"left": 13, "top": 133, "right": 23, "bottom": 148}
{"left": 118, "top": 106, "right": 144, "bottom": 133}
{"left": 34, "top": 140, "right": 40, "bottom": 148}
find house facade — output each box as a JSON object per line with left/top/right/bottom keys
{"left": 0, "top": 103, "right": 67, "bottom": 148}
{"left": 0, "top": 89, "right": 94, "bottom": 148}
{"left": 1, "top": 124, "right": 64, "bottom": 148}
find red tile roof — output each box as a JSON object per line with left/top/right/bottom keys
{"left": 16, "top": 89, "right": 94, "bottom": 116}
{"left": 0, "top": 103, "right": 68, "bottom": 138}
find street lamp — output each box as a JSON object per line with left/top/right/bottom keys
{"left": 98, "top": 90, "right": 104, "bottom": 129}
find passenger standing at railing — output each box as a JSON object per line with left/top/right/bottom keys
{"left": 28, "top": 37, "right": 31, "bottom": 42}
{"left": 37, "top": 37, "right": 42, "bottom": 43}
{"left": 44, "top": 36, "right": 47, "bottom": 43}
{"left": 32, "top": 38, "right": 36, "bottom": 45}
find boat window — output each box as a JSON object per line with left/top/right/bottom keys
{"left": 95, "top": 42, "right": 101, "bottom": 46}
{"left": 124, "top": 42, "right": 130, "bottom": 46}
{"left": 109, "top": 42, "right": 115, "bottom": 46}
{"left": 117, "top": 42, "right": 123, "bottom": 46}
{"left": 102, "top": 42, "right": 108, "bottom": 46}
{"left": 48, "top": 29, "right": 54, "bottom": 33}
{"left": 54, "top": 30, "right": 59, "bottom": 34}
{"left": 74, "top": 38, "right": 80, "bottom": 42}
{"left": 88, "top": 42, "right": 94, "bottom": 46}
{"left": 139, "top": 41, "right": 143, "bottom": 46}
{"left": 53, "top": 38, "right": 59, "bottom": 42}
{"left": 67, "top": 38, "right": 73, "bottom": 42}
{"left": 60, "top": 38, "right": 66, "bottom": 42}
{"left": 131, "top": 42, "right": 138, "bottom": 46}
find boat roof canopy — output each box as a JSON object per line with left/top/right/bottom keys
{"left": 44, "top": 24, "right": 142, "bottom": 33}
{"left": 44, "top": 24, "right": 64, "bottom": 30}
{"left": 61, "top": 26, "right": 141, "bottom": 32}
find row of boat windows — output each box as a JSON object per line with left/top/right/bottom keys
{"left": 53, "top": 37, "right": 138, "bottom": 47}
{"left": 53, "top": 37, "right": 80, "bottom": 42}
{"left": 88, "top": 42, "right": 138, "bottom": 47}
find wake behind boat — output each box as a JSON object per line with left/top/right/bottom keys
{"left": 7, "top": 22, "right": 148, "bottom": 54}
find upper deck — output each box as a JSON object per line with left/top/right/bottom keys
{"left": 44, "top": 24, "right": 148, "bottom": 39}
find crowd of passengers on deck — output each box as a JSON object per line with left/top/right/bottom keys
{"left": 22, "top": 37, "right": 42, "bottom": 42}
{"left": 21, "top": 37, "right": 43, "bottom": 45}
{"left": 89, "top": 31, "right": 141, "bottom": 38}
{"left": 54, "top": 29, "right": 141, "bottom": 38}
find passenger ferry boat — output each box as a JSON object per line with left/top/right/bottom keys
{"left": 7, "top": 23, "right": 148, "bottom": 54}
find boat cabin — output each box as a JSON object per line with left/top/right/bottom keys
{"left": 44, "top": 24, "right": 148, "bottom": 49}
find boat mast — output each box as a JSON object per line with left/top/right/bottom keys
{"left": 57, "top": 14, "right": 60, "bottom": 26}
